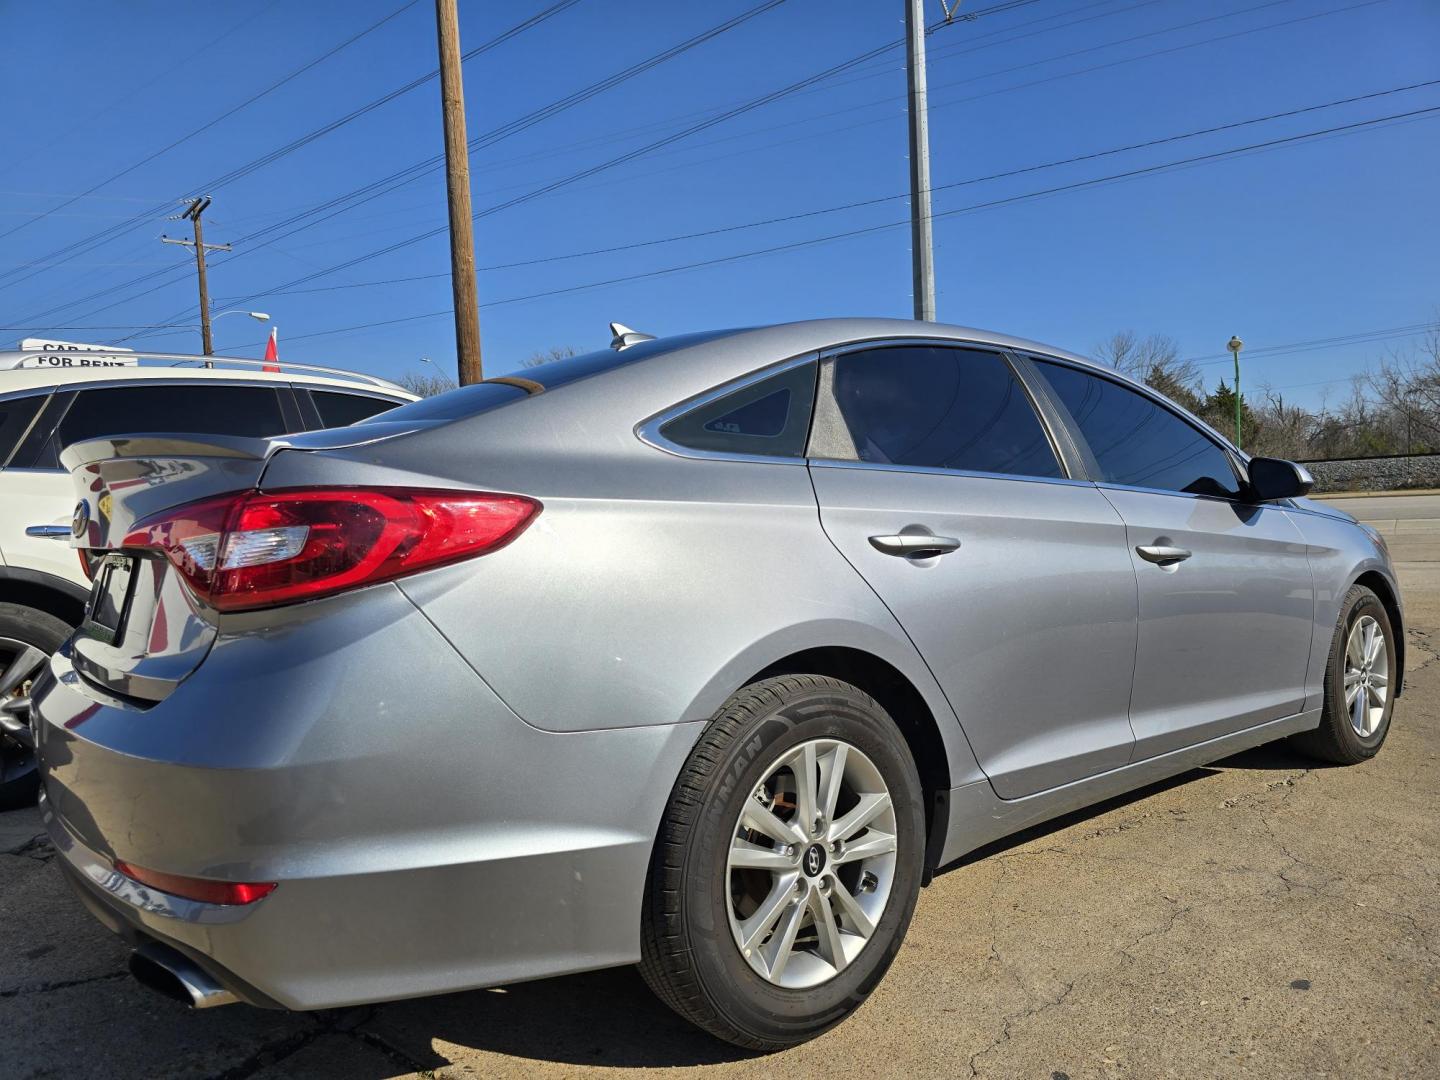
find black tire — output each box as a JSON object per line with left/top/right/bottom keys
{"left": 0, "top": 602, "right": 71, "bottom": 810}
{"left": 1290, "top": 584, "right": 1396, "bottom": 765}
{"left": 639, "top": 674, "right": 926, "bottom": 1050}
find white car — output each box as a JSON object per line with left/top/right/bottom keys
{"left": 0, "top": 351, "right": 416, "bottom": 803}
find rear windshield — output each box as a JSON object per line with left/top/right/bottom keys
{"left": 360, "top": 331, "right": 737, "bottom": 425}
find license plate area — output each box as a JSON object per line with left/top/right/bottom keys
{"left": 85, "top": 554, "right": 137, "bottom": 647}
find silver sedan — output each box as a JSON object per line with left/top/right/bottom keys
{"left": 27, "top": 319, "right": 1402, "bottom": 1048}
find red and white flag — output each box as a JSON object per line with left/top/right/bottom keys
{"left": 262, "top": 326, "right": 280, "bottom": 373}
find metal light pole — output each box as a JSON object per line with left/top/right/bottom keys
{"left": 1227, "top": 335, "right": 1244, "bottom": 448}
{"left": 905, "top": 0, "right": 937, "bottom": 322}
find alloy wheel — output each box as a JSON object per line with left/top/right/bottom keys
{"left": 725, "top": 738, "right": 898, "bottom": 989}
{"left": 1343, "top": 614, "right": 1389, "bottom": 738}
{"left": 0, "top": 636, "right": 48, "bottom": 784}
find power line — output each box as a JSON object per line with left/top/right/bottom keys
{"left": 19, "top": 0, "right": 788, "bottom": 332}
{"left": 0, "top": 1, "right": 421, "bottom": 248}
{"left": 206, "top": 78, "right": 1438, "bottom": 300}
{"left": 204, "top": 1, "right": 1049, "bottom": 315}
{"left": 0, "top": 0, "right": 584, "bottom": 301}
{"left": 152, "top": 0, "right": 1382, "bottom": 315}
{"left": 203, "top": 105, "right": 1440, "bottom": 351}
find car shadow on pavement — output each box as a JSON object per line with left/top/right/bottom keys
{"left": 359, "top": 965, "right": 762, "bottom": 1070}
{"left": 945, "top": 737, "right": 1336, "bottom": 874}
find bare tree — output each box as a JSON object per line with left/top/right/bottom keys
{"left": 521, "top": 345, "right": 580, "bottom": 368}
{"left": 1093, "top": 330, "right": 1201, "bottom": 411}
{"left": 398, "top": 371, "right": 456, "bottom": 398}
{"left": 1365, "top": 323, "right": 1440, "bottom": 454}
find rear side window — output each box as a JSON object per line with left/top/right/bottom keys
{"left": 27, "top": 384, "right": 288, "bottom": 469}
{"left": 658, "top": 362, "right": 817, "bottom": 457}
{"left": 817, "top": 346, "right": 1063, "bottom": 479}
{"left": 0, "top": 394, "right": 44, "bottom": 466}
{"left": 1034, "top": 360, "right": 1240, "bottom": 499}
{"left": 311, "top": 390, "right": 400, "bottom": 427}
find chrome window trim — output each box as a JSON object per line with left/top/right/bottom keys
{"left": 805, "top": 456, "right": 1096, "bottom": 489}
{"left": 810, "top": 336, "right": 1074, "bottom": 483}
{"left": 635, "top": 351, "right": 819, "bottom": 465}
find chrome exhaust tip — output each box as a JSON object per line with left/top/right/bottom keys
{"left": 129, "top": 941, "right": 238, "bottom": 1009}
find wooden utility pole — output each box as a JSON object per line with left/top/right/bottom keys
{"left": 161, "top": 196, "right": 230, "bottom": 364}
{"left": 905, "top": 0, "right": 937, "bottom": 322}
{"left": 434, "top": 0, "right": 483, "bottom": 384}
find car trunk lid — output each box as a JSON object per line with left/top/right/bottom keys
{"left": 60, "top": 433, "right": 279, "bottom": 702}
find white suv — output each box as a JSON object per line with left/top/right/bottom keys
{"left": 0, "top": 352, "right": 416, "bottom": 803}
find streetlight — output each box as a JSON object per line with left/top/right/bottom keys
{"left": 1227, "top": 335, "right": 1243, "bottom": 448}
{"left": 204, "top": 311, "right": 270, "bottom": 367}
{"left": 419, "top": 356, "right": 457, "bottom": 390}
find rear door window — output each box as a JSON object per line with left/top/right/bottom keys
{"left": 0, "top": 394, "right": 45, "bottom": 466}
{"left": 26, "top": 384, "right": 289, "bottom": 469}
{"left": 311, "top": 390, "right": 402, "bottom": 427}
{"left": 816, "top": 345, "right": 1064, "bottom": 479}
{"left": 1034, "top": 360, "right": 1241, "bottom": 499}
{"left": 657, "top": 361, "right": 817, "bottom": 457}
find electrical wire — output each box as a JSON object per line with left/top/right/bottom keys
{"left": 0, "top": 0, "right": 422, "bottom": 247}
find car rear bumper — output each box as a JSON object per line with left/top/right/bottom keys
{"left": 33, "top": 584, "right": 704, "bottom": 1010}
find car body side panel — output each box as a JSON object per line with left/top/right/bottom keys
{"left": 35, "top": 582, "right": 708, "bottom": 1008}
{"left": 0, "top": 468, "right": 87, "bottom": 586}
{"left": 1098, "top": 488, "right": 1316, "bottom": 760}
{"left": 808, "top": 464, "right": 1140, "bottom": 800}
{"left": 259, "top": 440, "right": 985, "bottom": 790}
{"left": 1282, "top": 505, "right": 1405, "bottom": 708}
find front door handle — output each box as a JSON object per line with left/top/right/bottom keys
{"left": 1136, "top": 544, "right": 1192, "bottom": 565}
{"left": 869, "top": 534, "right": 961, "bottom": 558}
{"left": 25, "top": 525, "right": 71, "bottom": 540}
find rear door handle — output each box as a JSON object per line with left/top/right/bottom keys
{"left": 868, "top": 534, "right": 961, "bottom": 558}
{"left": 25, "top": 525, "right": 71, "bottom": 540}
{"left": 1135, "top": 544, "right": 1192, "bottom": 564}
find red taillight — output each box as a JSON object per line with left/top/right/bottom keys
{"left": 114, "top": 861, "right": 277, "bottom": 906}
{"left": 123, "top": 487, "right": 539, "bottom": 612}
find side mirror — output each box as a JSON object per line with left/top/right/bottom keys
{"left": 1246, "top": 457, "right": 1313, "bottom": 501}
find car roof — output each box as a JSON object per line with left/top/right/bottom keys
{"left": 0, "top": 355, "right": 416, "bottom": 400}
{"left": 703, "top": 318, "right": 1098, "bottom": 367}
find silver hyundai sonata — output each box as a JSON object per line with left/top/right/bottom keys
{"left": 28, "top": 319, "right": 1402, "bottom": 1048}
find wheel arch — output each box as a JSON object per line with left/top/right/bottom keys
{"left": 747, "top": 645, "right": 955, "bottom": 884}
{"left": 0, "top": 567, "right": 87, "bottom": 628}
{"left": 1354, "top": 569, "right": 1404, "bottom": 696}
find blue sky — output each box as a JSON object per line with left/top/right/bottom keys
{"left": 1, "top": 0, "right": 1436, "bottom": 406}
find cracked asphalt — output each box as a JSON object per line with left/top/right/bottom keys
{"left": 3, "top": 503, "right": 1437, "bottom": 1079}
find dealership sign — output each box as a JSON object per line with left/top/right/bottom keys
{"left": 5, "top": 339, "right": 138, "bottom": 369}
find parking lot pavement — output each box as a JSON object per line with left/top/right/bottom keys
{"left": 4, "top": 526, "right": 1438, "bottom": 1079}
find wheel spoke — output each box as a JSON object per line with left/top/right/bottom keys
{"left": 791, "top": 742, "right": 819, "bottom": 838}
{"left": 1369, "top": 671, "right": 1388, "bottom": 688}
{"left": 729, "top": 839, "right": 795, "bottom": 872}
{"left": 817, "top": 743, "right": 848, "bottom": 822}
{"left": 826, "top": 879, "right": 876, "bottom": 939}
{"left": 1345, "top": 681, "right": 1362, "bottom": 708}
{"left": 835, "top": 830, "right": 897, "bottom": 866}
{"left": 830, "top": 792, "right": 891, "bottom": 843}
{"left": 739, "top": 873, "right": 800, "bottom": 953}
{"left": 1367, "top": 684, "right": 1386, "bottom": 710}
{"left": 808, "top": 888, "right": 848, "bottom": 973}
{"left": 1364, "top": 622, "right": 1382, "bottom": 665}
{"left": 761, "top": 896, "right": 806, "bottom": 982}
{"left": 740, "top": 799, "right": 805, "bottom": 847}
{"left": 1352, "top": 682, "right": 1368, "bottom": 734}
{"left": 1347, "top": 627, "right": 1366, "bottom": 668}
{"left": 0, "top": 644, "right": 47, "bottom": 698}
